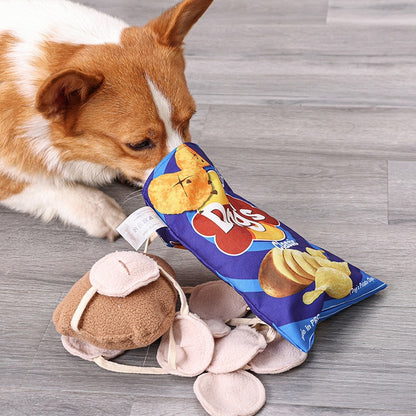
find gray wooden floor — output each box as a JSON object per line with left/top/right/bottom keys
{"left": 1, "top": 0, "right": 416, "bottom": 415}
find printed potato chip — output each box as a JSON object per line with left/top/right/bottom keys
{"left": 306, "top": 247, "right": 327, "bottom": 259}
{"left": 303, "top": 267, "right": 353, "bottom": 305}
{"left": 175, "top": 144, "right": 210, "bottom": 169}
{"left": 301, "top": 252, "right": 321, "bottom": 269}
{"left": 314, "top": 257, "right": 351, "bottom": 276}
{"left": 199, "top": 171, "right": 229, "bottom": 209}
{"left": 148, "top": 168, "right": 212, "bottom": 214}
{"left": 291, "top": 250, "right": 318, "bottom": 277}
{"left": 283, "top": 249, "right": 315, "bottom": 281}
{"left": 259, "top": 248, "right": 310, "bottom": 298}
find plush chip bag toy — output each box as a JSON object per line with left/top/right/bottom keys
{"left": 140, "top": 143, "right": 387, "bottom": 352}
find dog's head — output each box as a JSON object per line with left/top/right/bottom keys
{"left": 35, "top": 0, "right": 213, "bottom": 186}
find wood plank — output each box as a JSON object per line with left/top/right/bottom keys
{"left": 130, "top": 396, "right": 213, "bottom": 416}
{"left": 388, "top": 161, "right": 416, "bottom": 223}
{"left": 194, "top": 144, "right": 388, "bottom": 225}
{"left": 130, "top": 397, "right": 416, "bottom": 416}
{"left": 199, "top": 105, "right": 416, "bottom": 159}
{"left": 184, "top": 23, "right": 416, "bottom": 60}
{"left": 0, "top": 287, "right": 58, "bottom": 389}
{"left": 328, "top": 0, "right": 416, "bottom": 25}
{"left": 182, "top": 23, "right": 416, "bottom": 107}
{"left": 0, "top": 391, "right": 133, "bottom": 416}
{"left": 79, "top": 0, "right": 329, "bottom": 26}
{"left": 188, "top": 72, "right": 416, "bottom": 107}
{"left": 1, "top": 389, "right": 413, "bottom": 416}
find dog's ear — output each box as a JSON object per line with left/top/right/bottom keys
{"left": 147, "top": 0, "right": 213, "bottom": 47}
{"left": 36, "top": 69, "right": 103, "bottom": 122}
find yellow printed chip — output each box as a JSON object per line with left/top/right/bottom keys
{"left": 302, "top": 267, "right": 353, "bottom": 305}
{"left": 249, "top": 222, "right": 286, "bottom": 242}
{"left": 301, "top": 252, "right": 321, "bottom": 269}
{"left": 148, "top": 168, "right": 212, "bottom": 214}
{"left": 302, "top": 289, "right": 324, "bottom": 305}
{"left": 291, "top": 249, "right": 318, "bottom": 277}
{"left": 175, "top": 144, "right": 210, "bottom": 170}
{"left": 258, "top": 248, "right": 311, "bottom": 298}
{"left": 283, "top": 249, "right": 315, "bottom": 281}
{"left": 199, "top": 171, "right": 229, "bottom": 209}
{"left": 314, "top": 257, "right": 351, "bottom": 276}
{"left": 305, "top": 247, "right": 327, "bottom": 259}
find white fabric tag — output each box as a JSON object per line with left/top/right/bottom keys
{"left": 117, "top": 206, "right": 166, "bottom": 250}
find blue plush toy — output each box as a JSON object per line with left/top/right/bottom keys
{"left": 140, "top": 143, "right": 387, "bottom": 352}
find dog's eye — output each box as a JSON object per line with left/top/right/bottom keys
{"left": 126, "top": 138, "right": 154, "bottom": 151}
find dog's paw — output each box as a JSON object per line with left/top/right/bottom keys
{"left": 1, "top": 181, "right": 126, "bottom": 240}
{"left": 82, "top": 192, "right": 126, "bottom": 241}
{"left": 63, "top": 187, "right": 126, "bottom": 241}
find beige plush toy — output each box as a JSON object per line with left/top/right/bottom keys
{"left": 54, "top": 251, "right": 307, "bottom": 416}
{"left": 53, "top": 252, "right": 178, "bottom": 352}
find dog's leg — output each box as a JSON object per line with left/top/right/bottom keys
{"left": 0, "top": 178, "right": 126, "bottom": 240}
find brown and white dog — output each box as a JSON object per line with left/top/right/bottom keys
{"left": 0, "top": 0, "right": 213, "bottom": 239}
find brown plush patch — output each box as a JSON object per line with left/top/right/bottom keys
{"left": 53, "top": 255, "right": 177, "bottom": 350}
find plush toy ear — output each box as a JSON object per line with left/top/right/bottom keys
{"left": 36, "top": 69, "right": 103, "bottom": 121}
{"left": 147, "top": 0, "right": 214, "bottom": 47}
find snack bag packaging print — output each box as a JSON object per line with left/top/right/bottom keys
{"left": 142, "top": 143, "right": 387, "bottom": 352}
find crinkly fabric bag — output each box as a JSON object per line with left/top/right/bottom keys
{"left": 142, "top": 143, "right": 387, "bottom": 352}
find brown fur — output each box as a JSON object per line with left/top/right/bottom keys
{"left": 0, "top": 172, "right": 27, "bottom": 199}
{"left": 0, "top": 0, "right": 213, "bottom": 239}
{"left": 1, "top": 0, "right": 213, "bottom": 195}
{"left": 0, "top": 33, "right": 46, "bottom": 178}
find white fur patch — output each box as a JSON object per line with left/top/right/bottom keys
{"left": 20, "top": 115, "right": 117, "bottom": 184}
{"left": 1, "top": 180, "right": 61, "bottom": 222}
{"left": 0, "top": 159, "right": 32, "bottom": 183}
{"left": 1, "top": 180, "right": 126, "bottom": 239}
{"left": 0, "top": 113, "right": 118, "bottom": 185}
{"left": 22, "top": 115, "right": 60, "bottom": 171}
{"left": 59, "top": 160, "right": 119, "bottom": 185}
{"left": 146, "top": 77, "right": 183, "bottom": 153}
{"left": 0, "top": 0, "right": 129, "bottom": 99}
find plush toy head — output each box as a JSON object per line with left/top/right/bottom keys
{"left": 53, "top": 252, "right": 178, "bottom": 350}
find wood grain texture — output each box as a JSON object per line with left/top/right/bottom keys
{"left": 196, "top": 145, "right": 388, "bottom": 225}
{"left": 187, "top": 72, "right": 416, "bottom": 107}
{"left": 79, "top": 0, "right": 329, "bottom": 26}
{"left": 388, "top": 161, "right": 416, "bottom": 223}
{"left": 199, "top": 106, "right": 416, "bottom": 159}
{"left": 182, "top": 21, "right": 416, "bottom": 107}
{"left": 1, "top": 0, "right": 415, "bottom": 415}
{"left": 328, "top": 0, "right": 416, "bottom": 25}
{"left": 0, "top": 391, "right": 133, "bottom": 416}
